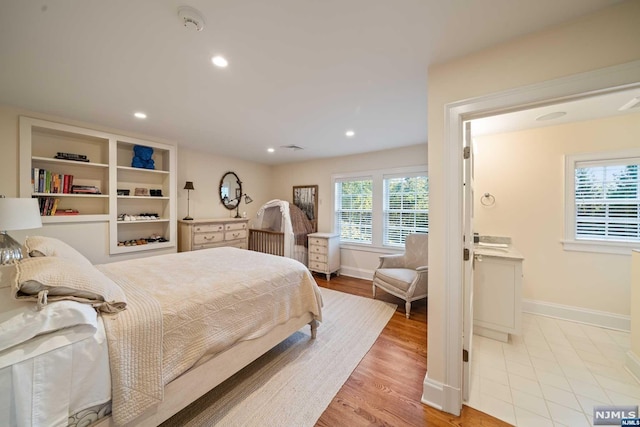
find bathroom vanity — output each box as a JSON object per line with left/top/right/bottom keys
{"left": 473, "top": 244, "right": 524, "bottom": 342}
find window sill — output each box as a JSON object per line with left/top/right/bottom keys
{"left": 562, "top": 239, "right": 640, "bottom": 255}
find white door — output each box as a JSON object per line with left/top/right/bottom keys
{"left": 462, "top": 120, "right": 475, "bottom": 402}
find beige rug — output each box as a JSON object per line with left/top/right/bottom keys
{"left": 161, "top": 287, "right": 396, "bottom": 427}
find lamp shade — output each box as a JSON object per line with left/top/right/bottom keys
{"left": 0, "top": 198, "right": 43, "bottom": 231}
{"left": 184, "top": 181, "right": 195, "bottom": 190}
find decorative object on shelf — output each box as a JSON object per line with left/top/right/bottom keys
{"left": 54, "top": 152, "right": 89, "bottom": 162}
{"left": 0, "top": 196, "right": 42, "bottom": 264}
{"left": 131, "top": 145, "right": 155, "bottom": 169}
{"left": 293, "top": 185, "right": 318, "bottom": 232}
{"left": 183, "top": 181, "right": 195, "bottom": 220}
{"left": 150, "top": 189, "right": 163, "bottom": 197}
{"left": 480, "top": 192, "right": 495, "bottom": 207}
{"left": 117, "top": 189, "right": 130, "bottom": 196}
{"left": 134, "top": 188, "right": 149, "bottom": 197}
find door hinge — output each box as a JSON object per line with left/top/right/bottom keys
{"left": 463, "top": 248, "right": 470, "bottom": 261}
{"left": 463, "top": 146, "right": 471, "bottom": 159}
{"left": 463, "top": 349, "right": 469, "bottom": 363}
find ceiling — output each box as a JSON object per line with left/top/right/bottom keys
{"left": 0, "top": 0, "right": 625, "bottom": 165}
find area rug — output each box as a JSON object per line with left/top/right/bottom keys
{"left": 161, "top": 287, "right": 396, "bottom": 427}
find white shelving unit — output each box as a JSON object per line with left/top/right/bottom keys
{"left": 19, "top": 116, "right": 176, "bottom": 255}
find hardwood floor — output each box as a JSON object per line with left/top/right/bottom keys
{"left": 314, "top": 274, "right": 511, "bottom": 427}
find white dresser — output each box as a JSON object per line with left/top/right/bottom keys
{"left": 178, "top": 218, "right": 249, "bottom": 252}
{"left": 473, "top": 245, "right": 524, "bottom": 342}
{"left": 307, "top": 232, "right": 340, "bottom": 280}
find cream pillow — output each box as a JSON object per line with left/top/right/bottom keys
{"left": 24, "top": 236, "right": 93, "bottom": 267}
{"left": 14, "top": 256, "right": 127, "bottom": 313}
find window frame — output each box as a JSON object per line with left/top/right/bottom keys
{"left": 563, "top": 149, "right": 640, "bottom": 255}
{"left": 383, "top": 172, "right": 429, "bottom": 247}
{"left": 333, "top": 166, "right": 427, "bottom": 250}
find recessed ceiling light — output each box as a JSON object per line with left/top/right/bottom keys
{"left": 345, "top": 130, "right": 355, "bottom": 137}
{"left": 267, "top": 148, "right": 275, "bottom": 153}
{"left": 134, "top": 112, "right": 147, "bottom": 119}
{"left": 212, "top": 56, "right": 228, "bottom": 68}
{"left": 535, "top": 111, "right": 566, "bottom": 121}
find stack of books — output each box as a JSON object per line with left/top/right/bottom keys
{"left": 71, "top": 185, "right": 101, "bottom": 194}
{"left": 32, "top": 168, "right": 75, "bottom": 194}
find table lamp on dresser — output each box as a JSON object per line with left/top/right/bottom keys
{"left": 0, "top": 196, "right": 42, "bottom": 265}
{"left": 183, "top": 181, "right": 195, "bottom": 220}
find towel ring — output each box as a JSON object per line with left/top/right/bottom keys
{"left": 480, "top": 192, "right": 495, "bottom": 207}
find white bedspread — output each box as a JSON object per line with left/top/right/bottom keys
{"left": 96, "top": 247, "right": 323, "bottom": 426}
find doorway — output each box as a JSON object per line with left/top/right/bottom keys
{"left": 435, "top": 59, "right": 640, "bottom": 416}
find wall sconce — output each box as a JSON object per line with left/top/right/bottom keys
{"left": 0, "top": 196, "right": 43, "bottom": 264}
{"left": 223, "top": 193, "right": 253, "bottom": 218}
{"left": 183, "top": 181, "right": 195, "bottom": 220}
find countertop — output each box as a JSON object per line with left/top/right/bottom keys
{"left": 474, "top": 243, "right": 524, "bottom": 260}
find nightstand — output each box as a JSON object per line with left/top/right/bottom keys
{"left": 307, "top": 232, "right": 340, "bottom": 280}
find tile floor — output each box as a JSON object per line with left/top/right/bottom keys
{"left": 466, "top": 313, "right": 640, "bottom": 426}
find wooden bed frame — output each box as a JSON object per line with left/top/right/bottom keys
{"left": 94, "top": 315, "right": 318, "bottom": 426}
{"left": 248, "top": 228, "right": 285, "bottom": 256}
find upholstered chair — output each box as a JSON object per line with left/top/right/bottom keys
{"left": 372, "top": 233, "right": 428, "bottom": 319}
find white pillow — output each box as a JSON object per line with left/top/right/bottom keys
{"left": 24, "top": 236, "right": 93, "bottom": 267}
{"left": 14, "top": 256, "right": 127, "bottom": 313}
{"left": 0, "top": 285, "right": 98, "bottom": 352}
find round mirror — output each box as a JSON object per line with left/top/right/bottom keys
{"left": 219, "top": 171, "right": 242, "bottom": 210}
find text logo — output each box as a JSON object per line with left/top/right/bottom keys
{"left": 593, "top": 406, "right": 639, "bottom": 425}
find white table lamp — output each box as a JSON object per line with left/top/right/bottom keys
{"left": 0, "top": 197, "right": 42, "bottom": 264}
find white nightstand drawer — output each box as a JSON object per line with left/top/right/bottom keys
{"left": 194, "top": 224, "right": 224, "bottom": 233}
{"left": 309, "top": 253, "right": 327, "bottom": 263}
{"left": 194, "top": 232, "right": 224, "bottom": 245}
{"left": 225, "top": 229, "right": 247, "bottom": 241}
{"left": 309, "top": 245, "right": 327, "bottom": 255}
{"left": 308, "top": 237, "right": 327, "bottom": 247}
{"left": 226, "top": 222, "right": 247, "bottom": 231}
{"left": 309, "top": 261, "right": 327, "bottom": 271}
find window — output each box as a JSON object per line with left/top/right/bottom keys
{"left": 335, "top": 178, "right": 372, "bottom": 243}
{"left": 565, "top": 150, "right": 640, "bottom": 254}
{"left": 334, "top": 166, "right": 428, "bottom": 248}
{"left": 384, "top": 174, "right": 429, "bottom": 246}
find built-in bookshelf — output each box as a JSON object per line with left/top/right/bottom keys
{"left": 19, "top": 116, "right": 176, "bottom": 255}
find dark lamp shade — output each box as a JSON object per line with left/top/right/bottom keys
{"left": 184, "top": 181, "right": 195, "bottom": 190}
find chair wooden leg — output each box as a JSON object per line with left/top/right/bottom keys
{"left": 405, "top": 301, "right": 411, "bottom": 319}
{"left": 372, "top": 283, "right": 377, "bottom": 299}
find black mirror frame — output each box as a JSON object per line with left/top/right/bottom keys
{"left": 219, "top": 171, "right": 242, "bottom": 210}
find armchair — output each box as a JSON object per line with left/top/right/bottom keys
{"left": 372, "top": 233, "right": 428, "bottom": 319}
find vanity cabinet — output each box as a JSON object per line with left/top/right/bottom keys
{"left": 473, "top": 247, "right": 524, "bottom": 342}
{"left": 178, "top": 218, "right": 248, "bottom": 252}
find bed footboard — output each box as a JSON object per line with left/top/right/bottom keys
{"left": 248, "top": 228, "right": 285, "bottom": 256}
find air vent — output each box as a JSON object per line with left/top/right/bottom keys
{"left": 619, "top": 97, "right": 640, "bottom": 111}
{"left": 280, "top": 145, "right": 304, "bottom": 151}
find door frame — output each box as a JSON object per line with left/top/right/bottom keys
{"left": 437, "top": 59, "right": 640, "bottom": 415}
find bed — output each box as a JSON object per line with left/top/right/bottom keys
{"left": 0, "top": 236, "right": 323, "bottom": 427}
{"left": 248, "top": 199, "right": 316, "bottom": 265}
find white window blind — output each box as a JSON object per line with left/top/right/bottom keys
{"left": 383, "top": 174, "right": 429, "bottom": 246}
{"left": 335, "top": 178, "right": 373, "bottom": 244}
{"left": 575, "top": 160, "right": 639, "bottom": 242}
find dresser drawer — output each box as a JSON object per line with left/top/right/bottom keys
{"left": 309, "top": 261, "right": 328, "bottom": 271}
{"left": 193, "top": 232, "right": 224, "bottom": 245}
{"left": 309, "top": 244, "right": 327, "bottom": 255}
{"left": 308, "top": 237, "right": 327, "bottom": 247}
{"left": 226, "top": 222, "right": 247, "bottom": 231}
{"left": 193, "top": 224, "right": 224, "bottom": 233}
{"left": 308, "top": 252, "right": 327, "bottom": 263}
{"left": 225, "top": 229, "right": 247, "bottom": 241}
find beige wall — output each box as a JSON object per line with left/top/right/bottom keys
{"left": 272, "top": 144, "right": 427, "bottom": 277}
{"left": 427, "top": 0, "right": 640, "bottom": 395}
{"left": 474, "top": 113, "right": 640, "bottom": 316}
{"left": 632, "top": 251, "right": 640, "bottom": 358}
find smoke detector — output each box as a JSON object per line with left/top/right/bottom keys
{"left": 178, "top": 6, "right": 205, "bottom": 32}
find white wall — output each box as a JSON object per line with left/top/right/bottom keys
{"left": 272, "top": 144, "right": 427, "bottom": 278}
{"left": 426, "top": 0, "right": 640, "bottom": 411}
{"left": 474, "top": 113, "right": 640, "bottom": 316}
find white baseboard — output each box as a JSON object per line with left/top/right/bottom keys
{"left": 338, "top": 266, "right": 374, "bottom": 281}
{"left": 522, "top": 299, "right": 630, "bottom": 332}
{"left": 421, "top": 373, "right": 462, "bottom": 416}
{"left": 625, "top": 351, "right": 640, "bottom": 384}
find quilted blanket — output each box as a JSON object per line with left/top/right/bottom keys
{"left": 97, "top": 247, "right": 323, "bottom": 426}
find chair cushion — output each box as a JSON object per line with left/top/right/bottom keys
{"left": 374, "top": 268, "right": 417, "bottom": 292}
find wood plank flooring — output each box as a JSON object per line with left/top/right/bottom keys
{"left": 313, "top": 273, "right": 511, "bottom": 427}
